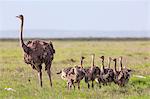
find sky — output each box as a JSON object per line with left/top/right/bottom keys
{"left": 0, "top": 0, "right": 149, "bottom": 38}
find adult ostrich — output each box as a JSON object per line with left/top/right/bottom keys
{"left": 16, "top": 15, "right": 55, "bottom": 87}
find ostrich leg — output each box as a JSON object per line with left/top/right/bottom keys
{"left": 73, "top": 81, "right": 75, "bottom": 90}
{"left": 88, "top": 83, "right": 90, "bottom": 89}
{"left": 92, "top": 81, "right": 94, "bottom": 88}
{"left": 37, "top": 66, "right": 42, "bottom": 87}
{"left": 46, "top": 63, "right": 52, "bottom": 87}
{"left": 77, "top": 81, "right": 80, "bottom": 89}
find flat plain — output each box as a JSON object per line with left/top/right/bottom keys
{"left": 0, "top": 39, "right": 150, "bottom": 99}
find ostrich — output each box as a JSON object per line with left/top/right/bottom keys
{"left": 113, "top": 58, "right": 128, "bottom": 86}
{"left": 84, "top": 54, "right": 101, "bottom": 88}
{"left": 57, "top": 56, "right": 86, "bottom": 89}
{"left": 56, "top": 56, "right": 85, "bottom": 81}
{"left": 99, "top": 56, "right": 109, "bottom": 74}
{"left": 16, "top": 15, "right": 55, "bottom": 87}
{"left": 105, "top": 57, "right": 114, "bottom": 83}
{"left": 56, "top": 67, "right": 72, "bottom": 81}
{"left": 72, "top": 56, "right": 86, "bottom": 89}
{"left": 97, "top": 56, "right": 114, "bottom": 86}
{"left": 112, "top": 58, "right": 120, "bottom": 84}
{"left": 67, "top": 65, "right": 86, "bottom": 89}
{"left": 117, "top": 56, "right": 132, "bottom": 86}
{"left": 119, "top": 56, "right": 132, "bottom": 73}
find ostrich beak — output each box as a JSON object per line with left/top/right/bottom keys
{"left": 16, "top": 16, "right": 19, "bottom": 18}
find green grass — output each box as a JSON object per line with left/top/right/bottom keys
{"left": 0, "top": 40, "right": 150, "bottom": 99}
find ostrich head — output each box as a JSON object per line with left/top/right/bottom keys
{"left": 119, "top": 56, "right": 123, "bottom": 61}
{"left": 113, "top": 58, "right": 117, "bottom": 62}
{"left": 81, "top": 56, "right": 85, "bottom": 60}
{"left": 16, "top": 15, "right": 24, "bottom": 20}
{"left": 100, "top": 56, "right": 104, "bottom": 60}
{"left": 109, "top": 57, "right": 112, "bottom": 61}
{"left": 91, "top": 54, "right": 95, "bottom": 57}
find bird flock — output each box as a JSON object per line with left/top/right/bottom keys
{"left": 57, "top": 54, "right": 132, "bottom": 90}
{"left": 17, "top": 14, "right": 132, "bottom": 89}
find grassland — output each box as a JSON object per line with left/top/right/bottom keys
{"left": 0, "top": 39, "right": 150, "bottom": 99}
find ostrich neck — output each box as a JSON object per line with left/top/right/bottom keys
{"left": 108, "top": 59, "right": 111, "bottom": 68}
{"left": 80, "top": 59, "right": 83, "bottom": 67}
{"left": 20, "top": 17, "right": 29, "bottom": 54}
{"left": 102, "top": 59, "right": 104, "bottom": 69}
{"left": 114, "top": 60, "right": 117, "bottom": 72}
{"left": 91, "top": 56, "right": 95, "bottom": 67}
{"left": 120, "top": 59, "right": 123, "bottom": 70}
{"left": 20, "top": 18, "right": 24, "bottom": 45}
